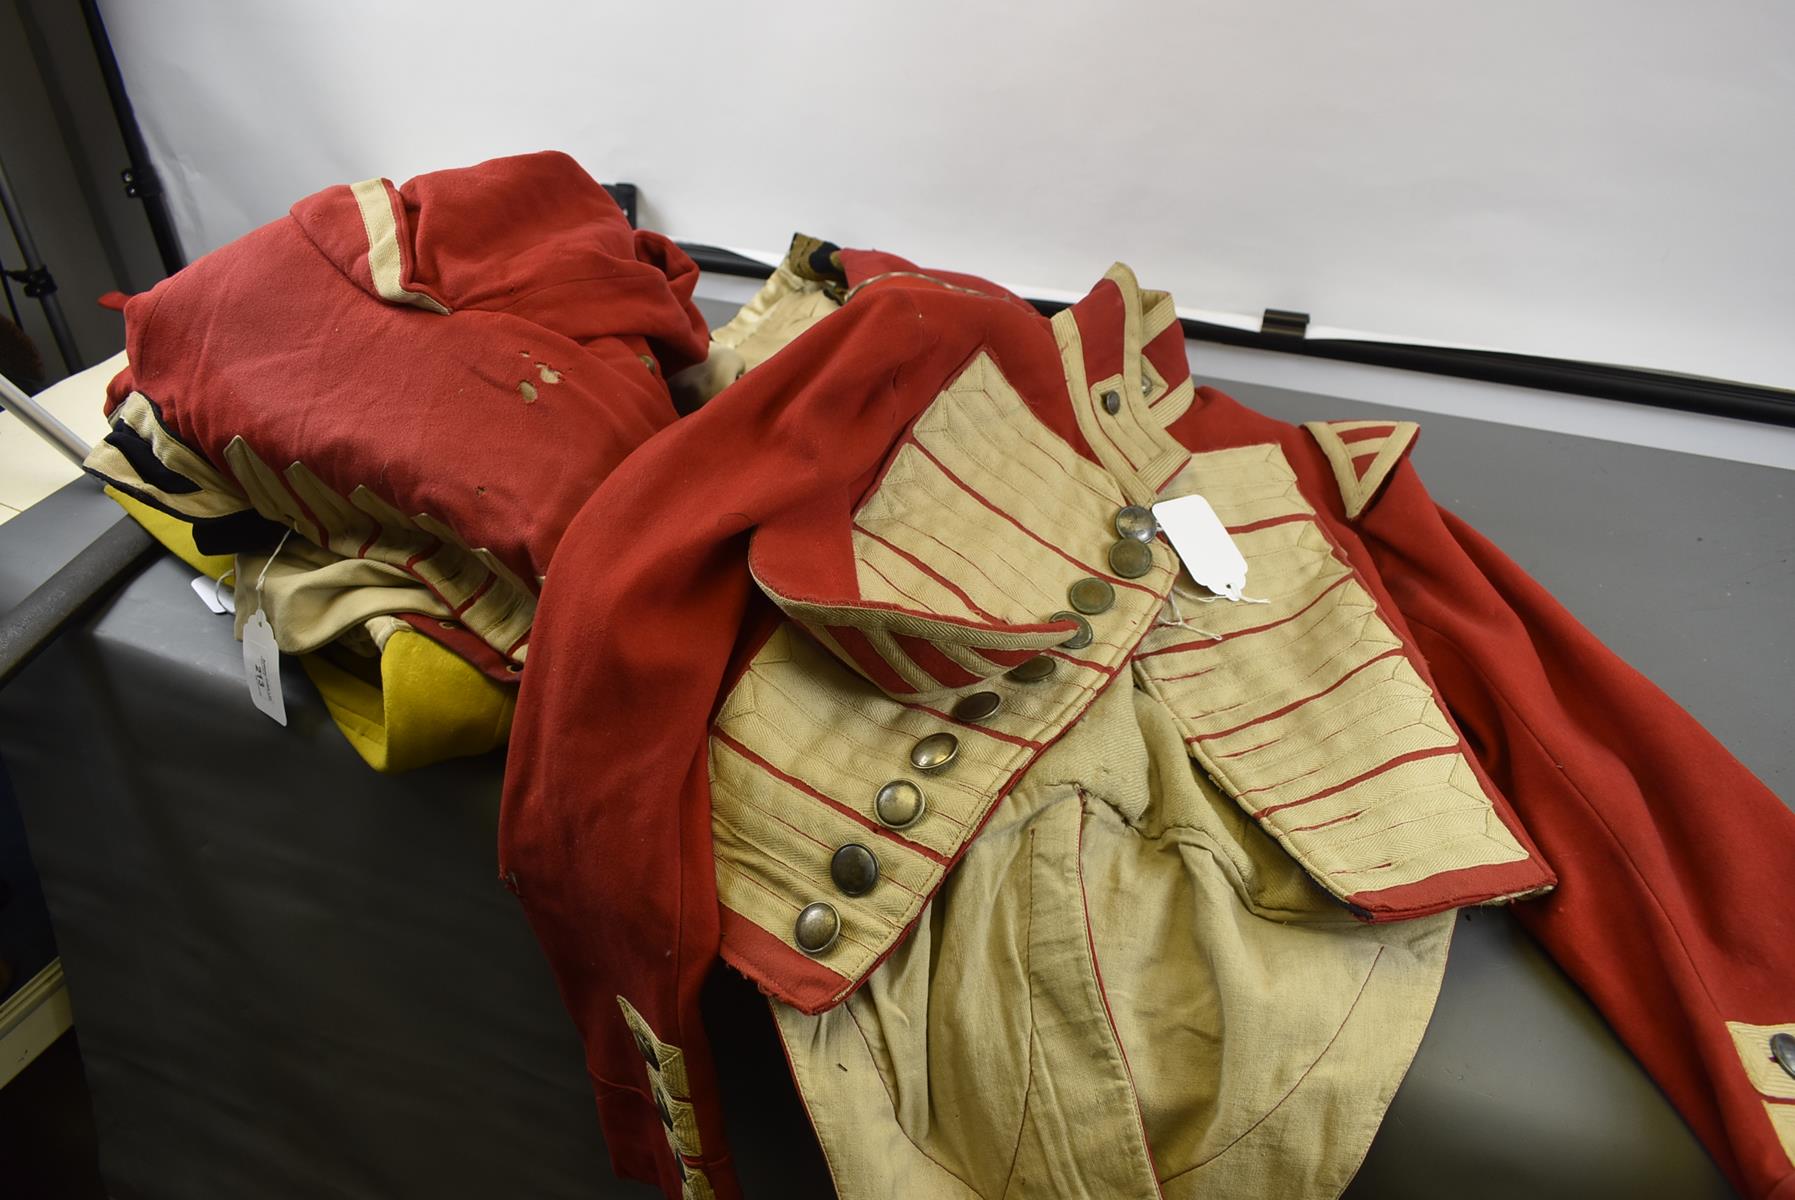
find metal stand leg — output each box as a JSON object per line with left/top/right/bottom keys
{"left": 0, "top": 154, "right": 83, "bottom": 376}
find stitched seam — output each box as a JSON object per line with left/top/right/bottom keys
{"left": 844, "top": 1004, "right": 990, "bottom": 1199}
{"left": 1162, "top": 944, "right": 1387, "bottom": 1182}
{"left": 1401, "top": 612, "right": 1723, "bottom": 1016}
{"left": 1072, "top": 789, "right": 1167, "bottom": 1195}
{"left": 998, "top": 828, "right": 1039, "bottom": 1199}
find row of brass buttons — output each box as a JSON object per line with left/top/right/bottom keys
{"left": 793, "top": 505, "right": 1158, "bottom": 958}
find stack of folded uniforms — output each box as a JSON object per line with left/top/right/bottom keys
{"left": 84, "top": 151, "right": 715, "bottom": 771}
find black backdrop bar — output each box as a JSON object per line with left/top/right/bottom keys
{"left": 79, "top": 0, "right": 185, "bottom": 277}
{"left": 682, "top": 243, "right": 1795, "bottom": 429}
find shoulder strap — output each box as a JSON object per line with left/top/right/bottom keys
{"left": 1303, "top": 419, "right": 1420, "bottom": 519}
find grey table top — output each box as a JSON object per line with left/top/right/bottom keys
{"left": 1, "top": 363, "right": 1788, "bottom": 1199}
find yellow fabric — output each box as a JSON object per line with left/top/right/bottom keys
{"left": 105, "top": 487, "right": 233, "bottom": 577}
{"left": 298, "top": 628, "right": 511, "bottom": 774}
{"left": 102, "top": 486, "right": 512, "bottom": 775}
{"left": 773, "top": 680, "right": 1454, "bottom": 1200}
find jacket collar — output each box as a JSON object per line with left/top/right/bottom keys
{"left": 1053, "top": 263, "right": 1194, "bottom": 503}
{"left": 744, "top": 264, "right": 1192, "bottom": 699}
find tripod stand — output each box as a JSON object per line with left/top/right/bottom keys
{"left": 0, "top": 150, "right": 83, "bottom": 378}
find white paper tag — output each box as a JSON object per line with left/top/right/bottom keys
{"left": 1152, "top": 493, "right": 1251, "bottom": 601}
{"left": 191, "top": 574, "right": 235, "bottom": 614}
{"left": 242, "top": 609, "right": 288, "bottom": 726}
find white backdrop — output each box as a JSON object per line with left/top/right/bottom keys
{"left": 100, "top": 0, "right": 1794, "bottom": 388}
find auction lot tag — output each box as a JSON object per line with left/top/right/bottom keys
{"left": 1152, "top": 493, "right": 1250, "bottom": 601}
{"left": 242, "top": 609, "right": 287, "bottom": 726}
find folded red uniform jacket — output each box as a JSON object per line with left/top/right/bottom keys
{"left": 85, "top": 150, "right": 711, "bottom": 677}
{"left": 502, "top": 249, "right": 1795, "bottom": 1199}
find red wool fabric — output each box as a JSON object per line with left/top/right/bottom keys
{"left": 101, "top": 151, "right": 710, "bottom": 673}
{"left": 503, "top": 254, "right": 1793, "bottom": 1199}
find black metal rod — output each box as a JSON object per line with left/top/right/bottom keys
{"left": 0, "top": 154, "right": 83, "bottom": 373}
{"left": 681, "top": 244, "right": 1795, "bottom": 429}
{"left": 78, "top": 0, "right": 185, "bottom": 277}
{"left": 0, "top": 513, "right": 159, "bottom": 691}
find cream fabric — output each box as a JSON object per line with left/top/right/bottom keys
{"left": 84, "top": 392, "right": 252, "bottom": 521}
{"left": 615, "top": 996, "right": 719, "bottom": 1199}
{"left": 1725, "top": 1021, "right": 1795, "bottom": 1102}
{"left": 1302, "top": 420, "right": 1420, "bottom": 521}
{"left": 221, "top": 436, "right": 536, "bottom": 664}
{"left": 1050, "top": 266, "right": 1190, "bottom": 502}
{"left": 348, "top": 178, "right": 451, "bottom": 314}
{"left": 1137, "top": 446, "right": 1532, "bottom": 901}
{"left": 234, "top": 539, "right": 453, "bottom": 655}
{"left": 709, "top": 261, "right": 841, "bottom": 371}
{"left": 774, "top": 677, "right": 1454, "bottom": 1200}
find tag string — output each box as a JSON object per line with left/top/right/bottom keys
{"left": 1155, "top": 592, "right": 1223, "bottom": 642}
{"left": 254, "top": 527, "right": 294, "bottom": 600}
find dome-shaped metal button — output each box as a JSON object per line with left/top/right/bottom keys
{"left": 794, "top": 901, "right": 841, "bottom": 955}
{"left": 633, "top": 1028, "right": 658, "bottom": 1067}
{"left": 874, "top": 780, "right": 926, "bottom": 829}
{"left": 1068, "top": 577, "right": 1114, "bottom": 615}
{"left": 1115, "top": 505, "right": 1157, "bottom": 542}
{"left": 1108, "top": 538, "right": 1153, "bottom": 579}
{"left": 1773, "top": 1032, "right": 1795, "bottom": 1080}
{"left": 654, "top": 1087, "right": 674, "bottom": 1127}
{"left": 952, "top": 690, "right": 1002, "bottom": 721}
{"left": 909, "top": 732, "right": 959, "bottom": 771}
{"left": 1006, "top": 655, "right": 1057, "bottom": 683}
{"left": 1049, "top": 611, "right": 1094, "bottom": 650}
{"left": 830, "top": 844, "right": 880, "bottom": 896}
{"left": 1101, "top": 389, "right": 1122, "bottom": 415}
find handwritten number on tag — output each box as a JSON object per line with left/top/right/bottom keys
{"left": 242, "top": 609, "right": 287, "bottom": 726}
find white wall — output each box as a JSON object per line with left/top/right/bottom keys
{"left": 100, "top": 0, "right": 1794, "bottom": 389}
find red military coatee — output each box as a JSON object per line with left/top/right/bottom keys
{"left": 500, "top": 249, "right": 1795, "bottom": 1199}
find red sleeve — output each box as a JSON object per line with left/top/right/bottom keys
{"left": 497, "top": 287, "right": 1006, "bottom": 1198}
{"left": 1358, "top": 461, "right": 1795, "bottom": 1199}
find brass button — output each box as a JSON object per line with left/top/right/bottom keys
{"left": 952, "top": 690, "right": 1002, "bottom": 721}
{"left": 1773, "top": 1032, "right": 1795, "bottom": 1080}
{"left": 1067, "top": 577, "right": 1114, "bottom": 615}
{"left": 1101, "top": 389, "right": 1121, "bottom": 415}
{"left": 1049, "top": 610, "right": 1094, "bottom": 650}
{"left": 830, "top": 844, "right": 880, "bottom": 896}
{"left": 909, "top": 732, "right": 959, "bottom": 771}
{"left": 1108, "top": 538, "right": 1153, "bottom": 579}
{"left": 1006, "top": 655, "right": 1057, "bottom": 683}
{"left": 874, "top": 780, "right": 926, "bottom": 829}
{"left": 794, "top": 901, "right": 841, "bottom": 954}
{"left": 1115, "top": 505, "right": 1156, "bottom": 542}
{"left": 1140, "top": 374, "right": 1153, "bottom": 396}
